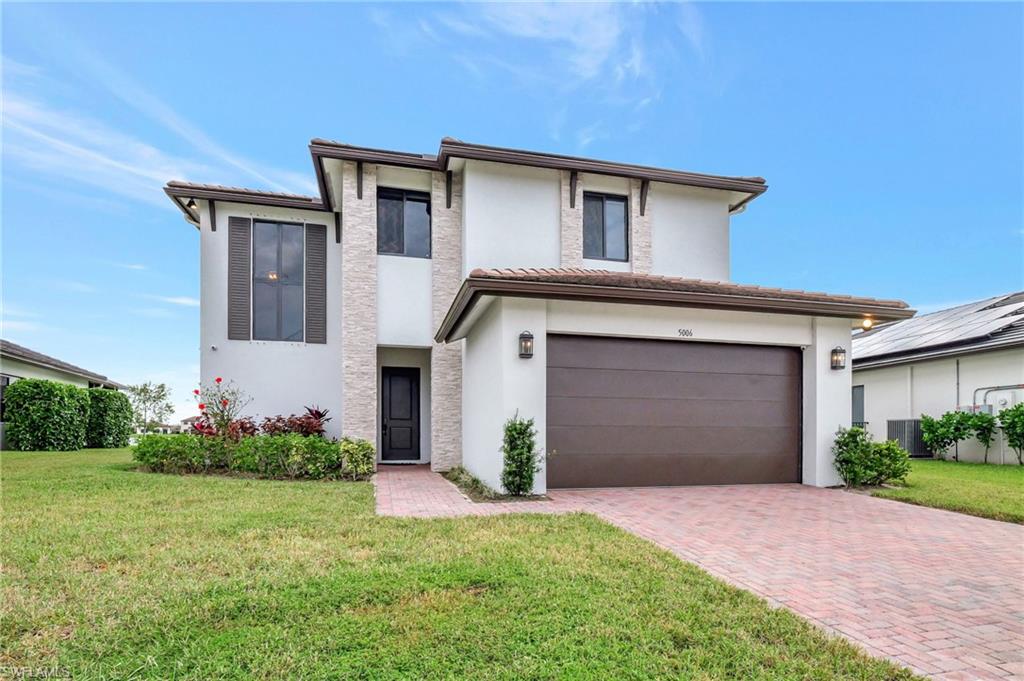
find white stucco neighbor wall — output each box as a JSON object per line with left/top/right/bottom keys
{"left": 462, "top": 160, "right": 560, "bottom": 274}
{"left": 854, "top": 347, "right": 1024, "bottom": 463}
{"left": 461, "top": 297, "right": 850, "bottom": 489}
{"left": 650, "top": 183, "right": 731, "bottom": 281}
{"left": 0, "top": 357, "right": 92, "bottom": 387}
{"left": 377, "top": 347, "right": 432, "bottom": 463}
{"left": 200, "top": 201, "right": 344, "bottom": 438}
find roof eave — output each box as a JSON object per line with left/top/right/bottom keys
{"left": 164, "top": 183, "right": 328, "bottom": 218}
{"left": 435, "top": 277, "right": 914, "bottom": 343}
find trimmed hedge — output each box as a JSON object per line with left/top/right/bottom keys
{"left": 832, "top": 427, "right": 911, "bottom": 487}
{"left": 3, "top": 379, "right": 90, "bottom": 451}
{"left": 87, "top": 388, "right": 133, "bottom": 448}
{"left": 132, "top": 433, "right": 375, "bottom": 480}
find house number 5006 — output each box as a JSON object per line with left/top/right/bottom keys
{"left": 678, "top": 328, "right": 694, "bottom": 337}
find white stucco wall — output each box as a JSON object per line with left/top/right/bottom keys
{"left": 377, "top": 347, "right": 432, "bottom": 463}
{"left": 200, "top": 201, "right": 344, "bottom": 438}
{"left": 460, "top": 297, "right": 851, "bottom": 489}
{"left": 0, "top": 357, "right": 93, "bottom": 387}
{"left": 377, "top": 255, "right": 432, "bottom": 346}
{"left": 462, "top": 160, "right": 560, "bottom": 274}
{"left": 854, "top": 346, "right": 1024, "bottom": 463}
{"left": 650, "top": 183, "right": 731, "bottom": 281}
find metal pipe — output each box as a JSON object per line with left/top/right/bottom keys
{"left": 973, "top": 384, "right": 1024, "bottom": 410}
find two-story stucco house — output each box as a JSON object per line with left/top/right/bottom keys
{"left": 165, "top": 138, "right": 913, "bottom": 493}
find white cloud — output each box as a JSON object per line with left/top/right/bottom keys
{"left": 54, "top": 280, "right": 97, "bottom": 294}
{"left": 132, "top": 307, "right": 176, "bottom": 319}
{"left": 146, "top": 295, "right": 200, "bottom": 307}
{"left": 1, "top": 319, "right": 45, "bottom": 333}
{"left": 677, "top": 1, "right": 709, "bottom": 61}
{"left": 116, "top": 263, "right": 147, "bottom": 271}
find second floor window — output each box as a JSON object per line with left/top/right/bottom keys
{"left": 377, "top": 187, "right": 431, "bottom": 258}
{"left": 583, "top": 192, "right": 629, "bottom": 261}
{"left": 252, "top": 220, "right": 304, "bottom": 342}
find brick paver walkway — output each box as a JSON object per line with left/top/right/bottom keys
{"left": 375, "top": 465, "right": 1024, "bottom": 680}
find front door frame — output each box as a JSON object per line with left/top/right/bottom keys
{"left": 380, "top": 366, "right": 421, "bottom": 462}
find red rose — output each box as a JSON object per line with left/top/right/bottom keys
{"left": 198, "top": 403, "right": 206, "bottom": 410}
{"left": 221, "top": 399, "right": 228, "bottom": 406}
{"left": 215, "top": 377, "right": 223, "bottom": 384}
{"left": 193, "top": 389, "right": 200, "bottom": 395}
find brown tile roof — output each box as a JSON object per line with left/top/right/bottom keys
{"left": 469, "top": 268, "right": 911, "bottom": 310}
{"left": 435, "top": 268, "right": 914, "bottom": 342}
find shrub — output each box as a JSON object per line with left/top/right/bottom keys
{"left": 921, "top": 411, "right": 974, "bottom": 461}
{"left": 832, "top": 427, "right": 911, "bottom": 487}
{"left": 999, "top": 403, "right": 1024, "bottom": 465}
{"left": 192, "top": 377, "right": 251, "bottom": 437}
{"left": 4, "top": 379, "right": 90, "bottom": 451}
{"left": 500, "top": 412, "right": 541, "bottom": 496}
{"left": 86, "top": 389, "right": 133, "bottom": 448}
{"left": 232, "top": 434, "right": 346, "bottom": 479}
{"left": 260, "top": 406, "right": 331, "bottom": 437}
{"left": 133, "top": 434, "right": 212, "bottom": 474}
{"left": 971, "top": 411, "right": 998, "bottom": 464}
{"left": 340, "top": 437, "right": 375, "bottom": 480}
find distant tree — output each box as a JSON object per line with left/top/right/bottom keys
{"left": 126, "top": 382, "right": 174, "bottom": 432}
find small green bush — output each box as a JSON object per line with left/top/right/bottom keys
{"left": 4, "top": 379, "right": 90, "bottom": 451}
{"left": 921, "top": 411, "right": 974, "bottom": 461}
{"left": 340, "top": 437, "right": 376, "bottom": 480}
{"left": 86, "top": 389, "right": 133, "bottom": 448}
{"left": 999, "top": 403, "right": 1024, "bottom": 464}
{"left": 832, "top": 427, "right": 911, "bottom": 487}
{"left": 133, "top": 434, "right": 208, "bottom": 474}
{"left": 971, "top": 411, "right": 998, "bottom": 463}
{"left": 501, "top": 412, "right": 540, "bottom": 496}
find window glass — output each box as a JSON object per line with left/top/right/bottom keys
{"left": 404, "top": 197, "right": 431, "bottom": 258}
{"left": 252, "top": 282, "right": 278, "bottom": 340}
{"left": 377, "top": 188, "right": 431, "bottom": 258}
{"left": 281, "top": 285, "right": 304, "bottom": 342}
{"left": 280, "top": 224, "right": 304, "bottom": 283}
{"left": 583, "top": 194, "right": 604, "bottom": 259}
{"left": 253, "top": 221, "right": 278, "bottom": 279}
{"left": 604, "top": 197, "right": 628, "bottom": 261}
{"left": 377, "top": 193, "right": 405, "bottom": 254}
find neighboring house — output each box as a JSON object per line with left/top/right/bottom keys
{"left": 0, "top": 339, "right": 125, "bottom": 449}
{"left": 852, "top": 292, "right": 1024, "bottom": 463}
{"left": 164, "top": 137, "right": 912, "bottom": 493}
{"left": 180, "top": 415, "right": 202, "bottom": 432}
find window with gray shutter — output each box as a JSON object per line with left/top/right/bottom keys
{"left": 227, "top": 216, "right": 252, "bottom": 340}
{"left": 305, "top": 224, "right": 327, "bottom": 343}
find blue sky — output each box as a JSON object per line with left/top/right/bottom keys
{"left": 2, "top": 2, "right": 1022, "bottom": 419}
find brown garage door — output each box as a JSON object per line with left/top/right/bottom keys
{"left": 547, "top": 335, "right": 801, "bottom": 488}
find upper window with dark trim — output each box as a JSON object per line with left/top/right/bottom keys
{"left": 583, "top": 192, "right": 629, "bottom": 261}
{"left": 252, "top": 220, "right": 304, "bottom": 342}
{"left": 377, "top": 187, "right": 431, "bottom": 258}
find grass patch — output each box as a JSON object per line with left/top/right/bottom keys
{"left": 2, "top": 449, "right": 917, "bottom": 679}
{"left": 873, "top": 459, "right": 1024, "bottom": 523}
{"left": 442, "top": 466, "right": 546, "bottom": 502}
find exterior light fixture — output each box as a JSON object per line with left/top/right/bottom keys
{"left": 268, "top": 271, "right": 278, "bottom": 281}
{"left": 830, "top": 346, "right": 847, "bottom": 370}
{"left": 518, "top": 331, "right": 534, "bottom": 359}
{"left": 186, "top": 198, "right": 197, "bottom": 210}
{"left": 861, "top": 318, "right": 873, "bottom": 330}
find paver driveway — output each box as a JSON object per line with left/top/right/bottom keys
{"left": 376, "top": 466, "right": 1024, "bottom": 680}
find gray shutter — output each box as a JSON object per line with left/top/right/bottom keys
{"left": 305, "top": 224, "right": 327, "bottom": 344}
{"left": 227, "top": 216, "right": 252, "bottom": 340}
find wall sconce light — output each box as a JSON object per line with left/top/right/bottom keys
{"left": 518, "top": 331, "right": 534, "bottom": 359}
{"left": 861, "top": 317, "right": 873, "bottom": 330}
{"left": 186, "top": 198, "right": 197, "bottom": 210}
{"left": 830, "top": 346, "right": 847, "bottom": 370}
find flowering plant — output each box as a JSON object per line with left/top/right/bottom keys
{"left": 193, "top": 377, "right": 251, "bottom": 437}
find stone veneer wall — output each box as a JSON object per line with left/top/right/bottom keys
{"left": 430, "top": 171, "right": 463, "bottom": 471}
{"left": 341, "top": 161, "right": 379, "bottom": 445}
{"left": 629, "top": 178, "right": 652, "bottom": 274}
{"left": 559, "top": 171, "right": 583, "bottom": 267}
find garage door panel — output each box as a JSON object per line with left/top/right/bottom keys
{"left": 547, "top": 452, "right": 800, "bottom": 488}
{"left": 548, "top": 425, "right": 799, "bottom": 457}
{"left": 548, "top": 335, "right": 799, "bottom": 376}
{"left": 549, "top": 396, "right": 796, "bottom": 428}
{"left": 547, "top": 335, "right": 800, "bottom": 488}
{"left": 548, "top": 367, "right": 795, "bottom": 401}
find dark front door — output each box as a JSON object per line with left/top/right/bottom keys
{"left": 381, "top": 367, "right": 420, "bottom": 462}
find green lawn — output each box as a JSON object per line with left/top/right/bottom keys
{"left": 2, "top": 449, "right": 915, "bottom": 680}
{"left": 873, "top": 459, "right": 1024, "bottom": 524}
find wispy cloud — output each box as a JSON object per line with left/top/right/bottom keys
{"left": 1, "top": 319, "right": 46, "bottom": 333}
{"left": 132, "top": 307, "right": 176, "bottom": 319}
{"left": 144, "top": 295, "right": 200, "bottom": 307}
{"left": 54, "top": 280, "right": 97, "bottom": 294}
{"left": 115, "top": 263, "right": 147, "bottom": 271}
